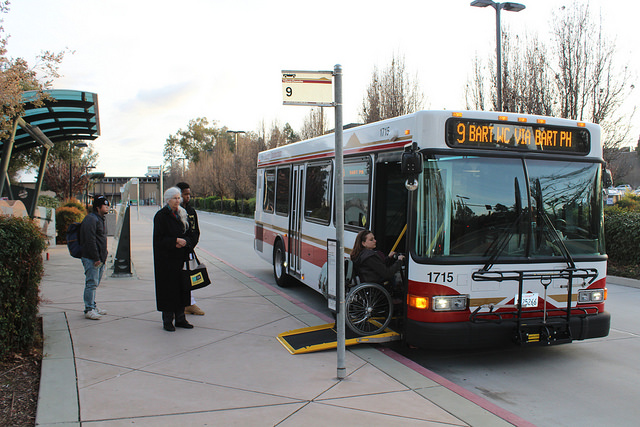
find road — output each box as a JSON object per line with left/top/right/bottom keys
{"left": 142, "top": 207, "right": 640, "bottom": 427}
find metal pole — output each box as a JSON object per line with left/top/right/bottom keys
{"left": 0, "top": 118, "right": 18, "bottom": 198}
{"left": 136, "top": 180, "right": 140, "bottom": 220}
{"left": 30, "top": 146, "right": 50, "bottom": 217}
{"left": 159, "top": 165, "right": 164, "bottom": 207}
{"left": 68, "top": 142, "right": 72, "bottom": 199}
{"left": 334, "top": 64, "right": 346, "bottom": 380}
{"left": 495, "top": 4, "right": 502, "bottom": 112}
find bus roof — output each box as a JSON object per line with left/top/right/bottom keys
{"left": 257, "top": 110, "right": 602, "bottom": 167}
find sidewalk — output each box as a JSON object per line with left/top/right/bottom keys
{"left": 35, "top": 207, "right": 532, "bottom": 426}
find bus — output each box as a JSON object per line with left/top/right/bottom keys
{"left": 254, "top": 110, "right": 610, "bottom": 349}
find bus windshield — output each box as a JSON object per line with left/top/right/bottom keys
{"left": 414, "top": 155, "right": 605, "bottom": 261}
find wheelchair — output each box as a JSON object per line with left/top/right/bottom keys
{"left": 343, "top": 259, "right": 395, "bottom": 336}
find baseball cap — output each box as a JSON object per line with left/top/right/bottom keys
{"left": 93, "top": 195, "right": 110, "bottom": 209}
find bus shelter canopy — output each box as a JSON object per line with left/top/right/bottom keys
{"left": 0, "top": 89, "right": 100, "bottom": 217}
{"left": 11, "top": 89, "right": 100, "bottom": 154}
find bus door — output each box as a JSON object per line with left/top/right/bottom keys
{"left": 373, "top": 154, "right": 408, "bottom": 255}
{"left": 288, "top": 164, "right": 304, "bottom": 278}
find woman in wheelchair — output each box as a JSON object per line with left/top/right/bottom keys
{"left": 350, "top": 230, "right": 405, "bottom": 287}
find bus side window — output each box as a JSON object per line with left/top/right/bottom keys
{"left": 264, "top": 169, "right": 275, "bottom": 213}
{"left": 304, "top": 163, "right": 332, "bottom": 224}
{"left": 275, "top": 167, "right": 290, "bottom": 215}
{"left": 344, "top": 159, "right": 371, "bottom": 229}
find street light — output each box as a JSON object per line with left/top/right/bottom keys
{"left": 68, "top": 142, "right": 88, "bottom": 199}
{"left": 471, "top": 0, "right": 526, "bottom": 112}
{"left": 226, "top": 130, "right": 245, "bottom": 153}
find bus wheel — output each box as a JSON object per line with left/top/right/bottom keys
{"left": 345, "top": 283, "right": 393, "bottom": 336}
{"left": 273, "top": 241, "right": 291, "bottom": 287}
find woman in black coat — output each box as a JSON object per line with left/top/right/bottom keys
{"left": 153, "top": 187, "right": 193, "bottom": 331}
{"left": 350, "top": 230, "right": 405, "bottom": 285}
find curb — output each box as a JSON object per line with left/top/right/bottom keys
{"left": 608, "top": 275, "right": 640, "bottom": 289}
{"left": 36, "top": 312, "right": 79, "bottom": 426}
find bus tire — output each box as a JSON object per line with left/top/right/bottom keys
{"left": 273, "top": 240, "right": 291, "bottom": 288}
{"left": 345, "top": 282, "right": 393, "bottom": 336}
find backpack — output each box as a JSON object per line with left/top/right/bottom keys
{"left": 66, "top": 222, "right": 83, "bottom": 258}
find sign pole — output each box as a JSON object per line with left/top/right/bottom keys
{"left": 281, "top": 65, "right": 345, "bottom": 379}
{"left": 333, "top": 64, "right": 346, "bottom": 379}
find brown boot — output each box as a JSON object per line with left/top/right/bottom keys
{"left": 185, "top": 304, "right": 205, "bottom": 315}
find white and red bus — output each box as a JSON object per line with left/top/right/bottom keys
{"left": 254, "top": 110, "right": 610, "bottom": 349}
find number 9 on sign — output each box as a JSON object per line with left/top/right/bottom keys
{"left": 285, "top": 87, "right": 292, "bottom": 97}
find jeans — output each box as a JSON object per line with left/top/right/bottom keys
{"left": 82, "top": 258, "right": 105, "bottom": 313}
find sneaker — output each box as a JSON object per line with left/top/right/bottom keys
{"left": 85, "top": 309, "right": 101, "bottom": 320}
{"left": 185, "top": 304, "right": 205, "bottom": 315}
{"left": 95, "top": 307, "right": 108, "bottom": 315}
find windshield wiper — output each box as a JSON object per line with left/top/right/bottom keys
{"left": 479, "top": 177, "right": 525, "bottom": 272}
{"left": 533, "top": 179, "right": 576, "bottom": 269}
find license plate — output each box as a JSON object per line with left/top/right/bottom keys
{"left": 516, "top": 293, "right": 539, "bottom": 308}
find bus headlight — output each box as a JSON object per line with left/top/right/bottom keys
{"left": 578, "top": 289, "right": 606, "bottom": 303}
{"left": 432, "top": 295, "right": 468, "bottom": 312}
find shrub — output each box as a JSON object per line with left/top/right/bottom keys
{"left": 37, "top": 195, "right": 60, "bottom": 209}
{"left": 0, "top": 215, "right": 47, "bottom": 360}
{"left": 61, "top": 198, "right": 86, "bottom": 215}
{"left": 55, "top": 206, "right": 86, "bottom": 244}
{"left": 604, "top": 205, "right": 625, "bottom": 215}
{"left": 614, "top": 193, "right": 640, "bottom": 212}
{"left": 244, "top": 198, "right": 256, "bottom": 216}
{"left": 223, "top": 198, "right": 235, "bottom": 213}
{"left": 206, "top": 196, "right": 219, "bottom": 211}
{"left": 604, "top": 212, "right": 640, "bottom": 265}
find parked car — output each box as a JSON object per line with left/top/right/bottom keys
{"left": 616, "top": 185, "right": 632, "bottom": 193}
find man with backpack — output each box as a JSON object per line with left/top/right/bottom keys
{"left": 80, "top": 195, "right": 110, "bottom": 320}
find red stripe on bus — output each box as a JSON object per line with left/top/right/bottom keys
{"left": 257, "top": 141, "right": 409, "bottom": 168}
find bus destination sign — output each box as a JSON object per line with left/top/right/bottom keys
{"left": 445, "top": 118, "right": 590, "bottom": 154}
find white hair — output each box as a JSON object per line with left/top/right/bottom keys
{"left": 163, "top": 187, "right": 188, "bottom": 232}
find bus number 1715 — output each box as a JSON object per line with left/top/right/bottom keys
{"left": 427, "top": 272, "right": 454, "bottom": 283}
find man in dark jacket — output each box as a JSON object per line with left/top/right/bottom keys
{"left": 80, "top": 195, "right": 110, "bottom": 320}
{"left": 176, "top": 182, "right": 205, "bottom": 315}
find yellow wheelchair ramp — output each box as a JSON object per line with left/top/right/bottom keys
{"left": 277, "top": 323, "right": 400, "bottom": 355}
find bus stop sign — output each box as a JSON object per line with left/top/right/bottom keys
{"left": 282, "top": 70, "right": 334, "bottom": 106}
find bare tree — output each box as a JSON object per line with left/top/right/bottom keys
{"left": 300, "top": 107, "right": 328, "bottom": 140}
{"left": 466, "top": 32, "right": 555, "bottom": 115}
{"left": 466, "top": 2, "right": 635, "bottom": 180}
{"left": 465, "top": 55, "right": 487, "bottom": 111}
{"left": 265, "top": 121, "right": 298, "bottom": 149}
{"left": 360, "top": 53, "right": 425, "bottom": 124}
{"left": 550, "top": 3, "right": 635, "bottom": 178}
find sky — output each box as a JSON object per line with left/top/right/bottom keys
{"left": 4, "top": 0, "right": 639, "bottom": 178}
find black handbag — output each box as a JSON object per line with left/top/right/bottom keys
{"left": 182, "top": 251, "right": 211, "bottom": 290}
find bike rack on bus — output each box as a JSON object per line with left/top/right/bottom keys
{"left": 471, "top": 267, "right": 599, "bottom": 345}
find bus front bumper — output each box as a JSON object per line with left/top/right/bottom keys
{"left": 404, "top": 311, "right": 611, "bottom": 350}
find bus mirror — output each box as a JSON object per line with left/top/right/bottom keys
{"left": 402, "top": 143, "right": 422, "bottom": 191}
{"left": 401, "top": 143, "right": 422, "bottom": 175}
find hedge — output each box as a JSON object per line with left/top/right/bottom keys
{"left": 193, "top": 196, "right": 255, "bottom": 216}
{"left": 0, "top": 215, "right": 47, "bottom": 360}
{"left": 604, "top": 212, "right": 640, "bottom": 265}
